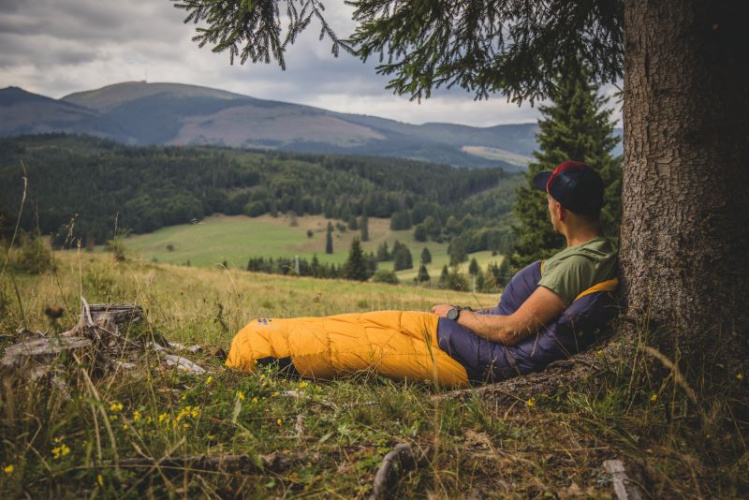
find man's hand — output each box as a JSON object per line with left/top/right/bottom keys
{"left": 431, "top": 304, "right": 454, "bottom": 317}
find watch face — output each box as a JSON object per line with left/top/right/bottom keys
{"left": 447, "top": 308, "right": 459, "bottom": 320}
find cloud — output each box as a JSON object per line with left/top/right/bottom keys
{"left": 0, "top": 0, "right": 566, "bottom": 126}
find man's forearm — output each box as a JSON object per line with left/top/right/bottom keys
{"left": 454, "top": 311, "right": 532, "bottom": 346}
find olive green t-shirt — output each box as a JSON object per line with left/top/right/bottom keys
{"left": 538, "top": 236, "right": 618, "bottom": 305}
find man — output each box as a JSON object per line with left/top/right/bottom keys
{"left": 431, "top": 160, "right": 618, "bottom": 381}
{"left": 227, "top": 160, "right": 617, "bottom": 386}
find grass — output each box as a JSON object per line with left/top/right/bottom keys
{"left": 122, "top": 214, "right": 505, "bottom": 282}
{"left": 1, "top": 246, "right": 747, "bottom": 498}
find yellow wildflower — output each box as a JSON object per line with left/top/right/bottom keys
{"left": 122, "top": 424, "right": 129, "bottom": 430}
{"left": 737, "top": 373, "right": 744, "bottom": 381}
{"left": 4, "top": 464, "right": 13, "bottom": 475}
{"left": 52, "top": 444, "right": 71, "bottom": 459}
{"left": 298, "top": 381, "right": 309, "bottom": 388}
{"left": 272, "top": 391, "right": 280, "bottom": 397}
{"left": 206, "top": 376, "right": 214, "bottom": 384}
{"left": 650, "top": 393, "right": 658, "bottom": 402}
{"left": 133, "top": 411, "right": 142, "bottom": 422}
{"left": 276, "top": 418, "right": 282, "bottom": 426}
{"left": 236, "top": 391, "right": 246, "bottom": 401}
{"left": 526, "top": 397, "right": 536, "bottom": 408}
{"left": 252, "top": 397, "right": 259, "bottom": 404}
{"left": 97, "top": 474, "right": 104, "bottom": 487}
{"left": 109, "top": 403, "right": 123, "bottom": 413}
{"left": 158, "top": 412, "right": 169, "bottom": 424}
{"left": 183, "top": 423, "right": 191, "bottom": 429}
{"left": 260, "top": 374, "right": 266, "bottom": 380}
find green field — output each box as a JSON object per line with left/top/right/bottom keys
{"left": 124, "top": 214, "right": 505, "bottom": 282}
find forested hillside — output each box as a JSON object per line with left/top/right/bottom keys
{"left": 0, "top": 134, "right": 520, "bottom": 251}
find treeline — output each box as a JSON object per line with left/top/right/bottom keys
{"left": 0, "top": 134, "right": 519, "bottom": 250}
{"left": 245, "top": 253, "right": 377, "bottom": 280}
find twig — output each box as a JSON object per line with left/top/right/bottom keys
{"left": 369, "top": 443, "right": 422, "bottom": 500}
{"left": 115, "top": 451, "right": 306, "bottom": 473}
{"left": 0, "top": 161, "right": 28, "bottom": 283}
{"left": 643, "top": 346, "right": 698, "bottom": 405}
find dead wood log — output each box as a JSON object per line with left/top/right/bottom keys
{"left": 1, "top": 337, "right": 93, "bottom": 369}
{"left": 163, "top": 354, "right": 207, "bottom": 375}
{"left": 369, "top": 443, "right": 425, "bottom": 500}
{"left": 82, "top": 303, "right": 144, "bottom": 327}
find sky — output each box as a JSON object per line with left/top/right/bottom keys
{"left": 0, "top": 0, "right": 620, "bottom": 128}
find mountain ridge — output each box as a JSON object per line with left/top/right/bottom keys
{"left": 1, "top": 81, "right": 549, "bottom": 170}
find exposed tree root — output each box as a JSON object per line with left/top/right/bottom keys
{"left": 434, "top": 334, "right": 636, "bottom": 407}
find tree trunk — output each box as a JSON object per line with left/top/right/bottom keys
{"left": 621, "top": 0, "right": 749, "bottom": 379}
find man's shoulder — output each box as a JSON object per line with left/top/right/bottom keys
{"left": 539, "top": 237, "right": 618, "bottom": 304}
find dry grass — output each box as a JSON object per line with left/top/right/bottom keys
{"left": 1, "top": 247, "right": 747, "bottom": 498}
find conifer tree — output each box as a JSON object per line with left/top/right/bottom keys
{"left": 359, "top": 214, "right": 369, "bottom": 242}
{"left": 420, "top": 247, "right": 432, "bottom": 264}
{"left": 416, "top": 263, "right": 430, "bottom": 282}
{"left": 468, "top": 257, "right": 479, "bottom": 276}
{"left": 348, "top": 214, "right": 358, "bottom": 231}
{"left": 438, "top": 265, "right": 449, "bottom": 288}
{"left": 376, "top": 241, "right": 390, "bottom": 262}
{"left": 512, "top": 69, "right": 622, "bottom": 268}
{"left": 344, "top": 238, "right": 368, "bottom": 281}
{"left": 325, "top": 222, "right": 333, "bottom": 254}
{"left": 392, "top": 241, "right": 413, "bottom": 271}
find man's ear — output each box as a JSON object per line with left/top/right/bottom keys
{"left": 555, "top": 201, "right": 565, "bottom": 221}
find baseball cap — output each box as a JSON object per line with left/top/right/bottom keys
{"left": 532, "top": 160, "right": 604, "bottom": 216}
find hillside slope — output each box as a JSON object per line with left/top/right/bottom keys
{"left": 62, "top": 81, "right": 537, "bottom": 169}
{"left": 0, "top": 87, "right": 131, "bottom": 141}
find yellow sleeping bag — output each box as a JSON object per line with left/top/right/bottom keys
{"left": 226, "top": 311, "right": 469, "bottom": 387}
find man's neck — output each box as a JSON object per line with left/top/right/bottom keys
{"left": 564, "top": 227, "right": 603, "bottom": 248}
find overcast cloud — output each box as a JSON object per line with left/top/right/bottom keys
{"left": 0, "top": 0, "right": 620, "bottom": 127}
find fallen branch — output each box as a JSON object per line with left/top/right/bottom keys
{"left": 603, "top": 459, "right": 648, "bottom": 500}
{"left": 370, "top": 443, "right": 425, "bottom": 500}
{"left": 116, "top": 451, "right": 307, "bottom": 473}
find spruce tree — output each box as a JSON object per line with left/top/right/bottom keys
{"left": 392, "top": 241, "right": 413, "bottom": 271}
{"left": 325, "top": 222, "right": 334, "bottom": 254}
{"left": 420, "top": 247, "right": 432, "bottom": 264}
{"left": 438, "top": 265, "right": 449, "bottom": 288}
{"left": 376, "top": 241, "right": 390, "bottom": 261}
{"left": 344, "top": 238, "right": 368, "bottom": 281}
{"left": 468, "top": 257, "right": 479, "bottom": 276}
{"left": 359, "top": 214, "right": 369, "bottom": 242}
{"left": 512, "top": 69, "right": 622, "bottom": 268}
{"left": 416, "top": 263, "right": 430, "bottom": 282}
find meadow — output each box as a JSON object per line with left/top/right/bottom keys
{"left": 123, "top": 214, "right": 506, "bottom": 283}
{"left": 0, "top": 246, "right": 746, "bottom": 498}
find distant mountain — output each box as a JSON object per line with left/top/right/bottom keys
{"left": 0, "top": 87, "right": 131, "bottom": 141}
{"left": 5, "top": 81, "right": 611, "bottom": 170}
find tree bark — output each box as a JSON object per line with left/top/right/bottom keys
{"left": 622, "top": 1, "right": 749, "bottom": 379}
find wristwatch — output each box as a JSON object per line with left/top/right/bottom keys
{"left": 446, "top": 307, "right": 461, "bottom": 321}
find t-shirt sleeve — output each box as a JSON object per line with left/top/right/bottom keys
{"left": 538, "top": 256, "right": 593, "bottom": 305}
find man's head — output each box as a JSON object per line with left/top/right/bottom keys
{"left": 532, "top": 161, "right": 604, "bottom": 234}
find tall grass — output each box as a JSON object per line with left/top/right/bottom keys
{"left": 0, "top": 246, "right": 746, "bottom": 498}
